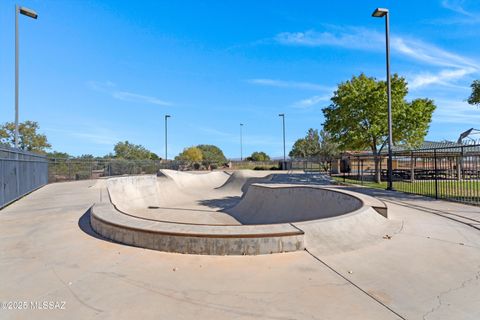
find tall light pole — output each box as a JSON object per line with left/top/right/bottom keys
{"left": 15, "top": 5, "right": 38, "bottom": 149}
{"left": 240, "top": 123, "right": 244, "bottom": 161}
{"left": 279, "top": 113, "right": 286, "bottom": 169}
{"left": 372, "top": 7, "right": 394, "bottom": 191}
{"left": 164, "top": 115, "right": 171, "bottom": 160}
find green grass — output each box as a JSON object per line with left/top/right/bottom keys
{"left": 332, "top": 176, "right": 480, "bottom": 203}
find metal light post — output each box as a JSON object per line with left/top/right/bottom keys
{"left": 372, "top": 7, "right": 394, "bottom": 191}
{"left": 240, "top": 123, "right": 244, "bottom": 161}
{"left": 164, "top": 115, "right": 171, "bottom": 160}
{"left": 15, "top": 5, "right": 38, "bottom": 149}
{"left": 279, "top": 113, "right": 286, "bottom": 169}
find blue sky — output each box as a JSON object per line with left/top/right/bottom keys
{"left": 1, "top": 0, "right": 480, "bottom": 159}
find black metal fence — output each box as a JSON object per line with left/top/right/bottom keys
{"left": 333, "top": 144, "right": 480, "bottom": 206}
{"left": 0, "top": 146, "right": 48, "bottom": 208}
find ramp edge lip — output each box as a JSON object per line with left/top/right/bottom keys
{"left": 91, "top": 203, "right": 304, "bottom": 239}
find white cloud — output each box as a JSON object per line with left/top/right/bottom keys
{"left": 442, "top": 0, "right": 480, "bottom": 20}
{"left": 391, "top": 37, "right": 477, "bottom": 69}
{"left": 274, "top": 27, "right": 479, "bottom": 90}
{"left": 433, "top": 98, "right": 480, "bottom": 124}
{"left": 88, "top": 81, "right": 172, "bottom": 106}
{"left": 247, "top": 78, "right": 333, "bottom": 91}
{"left": 409, "top": 68, "right": 476, "bottom": 89}
{"left": 428, "top": 1, "right": 480, "bottom": 25}
{"left": 442, "top": 0, "right": 473, "bottom": 16}
{"left": 293, "top": 95, "right": 331, "bottom": 108}
{"left": 45, "top": 126, "right": 120, "bottom": 146}
{"left": 275, "top": 28, "right": 382, "bottom": 51}
{"left": 111, "top": 91, "right": 172, "bottom": 106}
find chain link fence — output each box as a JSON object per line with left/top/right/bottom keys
{"left": 47, "top": 157, "right": 334, "bottom": 183}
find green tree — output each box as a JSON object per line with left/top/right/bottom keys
{"left": 176, "top": 146, "right": 203, "bottom": 162}
{"left": 77, "top": 154, "right": 95, "bottom": 160}
{"left": 323, "top": 73, "right": 436, "bottom": 182}
{"left": 246, "top": 151, "right": 270, "bottom": 161}
{"left": 289, "top": 129, "right": 321, "bottom": 158}
{"left": 113, "top": 141, "right": 159, "bottom": 160}
{"left": 0, "top": 121, "right": 51, "bottom": 153}
{"left": 318, "top": 130, "right": 339, "bottom": 171}
{"left": 47, "top": 151, "right": 71, "bottom": 159}
{"left": 467, "top": 80, "right": 480, "bottom": 106}
{"left": 196, "top": 144, "right": 227, "bottom": 168}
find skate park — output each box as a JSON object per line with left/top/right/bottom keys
{"left": 2, "top": 169, "right": 480, "bottom": 319}
{"left": 91, "top": 170, "right": 393, "bottom": 255}
{"left": 2, "top": 1, "right": 480, "bottom": 319}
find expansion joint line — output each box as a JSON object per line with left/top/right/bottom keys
{"left": 304, "top": 248, "right": 407, "bottom": 320}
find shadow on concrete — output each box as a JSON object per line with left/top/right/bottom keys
{"left": 198, "top": 196, "right": 241, "bottom": 211}
{"left": 78, "top": 208, "right": 115, "bottom": 242}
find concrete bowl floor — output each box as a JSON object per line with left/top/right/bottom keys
{"left": 105, "top": 170, "right": 348, "bottom": 225}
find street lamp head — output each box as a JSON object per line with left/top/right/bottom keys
{"left": 19, "top": 7, "right": 38, "bottom": 19}
{"left": 278, "top": 113, "right": 284, "bottom": 117}
{"left": 240, "top": 123, "right": 243, "bottom": 126}
{"left": 372, "top": 8, "right": 388, "bottom": 18}
{"left": 165, "top": 114, "right": 171, "bottom": 118}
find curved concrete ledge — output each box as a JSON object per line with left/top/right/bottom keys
{"left": 228, "top": 184, "right": 365, "bottom": 224}
{"left": 90, "top": 202, "right": 305, "bottom": 255}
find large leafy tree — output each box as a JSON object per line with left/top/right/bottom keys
{"left": 175, "top": 146, "right": 203, "bottom": 162}
{"left": 0, "top": 121, "right": 51, "bottom": 153}
{"left": 289, "top": 129, "right": 321, "bottom": 158}
{"left": 467, "top": 80, "right": 480, "bottom": 106}
{"left": 323, "top": 73, "right": 436, "bottom": 182}
{"left": 318, "top": 130, "right": 339, "bottom": 171}
{"left": 289, "top": 129, "right": 338, "bottom": 171}
{"left": 113, "top": 141, "right": 159, "bottom": 160}
{"left": 196, "top": 144, "right": 227, "bottom": 167}
{"left": 246, "top": 151, "right": 270, "bottom": 161}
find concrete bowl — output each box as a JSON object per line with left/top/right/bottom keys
{"left": 90, "top": 171, "right": 390, "bottom": 255}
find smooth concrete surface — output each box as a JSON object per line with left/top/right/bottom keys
{"left": 91, "top": 202, "right": 305, "bottom": 255}
{"left": 95, "top": 171, "right": 391, "bottom": 255}
{"left": 105, "top": 170, "right": 379, "bottom": 225}
{"left": 1, "top": 177, "right": 480, "bottom": 319}
{"left": 228, "top": 184, "right": 363, "bottom": 224}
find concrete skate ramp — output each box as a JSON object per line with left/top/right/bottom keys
{"left": 107, "top": 171, "right": 230, "bottom": 208}
{"left": 92, "top": 170, "right": 393, "bottom": 255}
{"left": 228, "top": 184, "right": 363, "bottom": 224}
{"left": 216, "top": 170, "right": 274, "bottom": 194}
{"left": 160, "top": 169, "right": 230, "bottom": 190}
{"left": 106, "top": 170, "right": 274, "bottom": 225}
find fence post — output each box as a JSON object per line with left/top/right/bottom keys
{"left": 457, "top": 146, "right": 463, "bottom": 181}
{"left": 434, "top": 148, "right": 438, "bottom": 199}
{"left": 360, "top": 159, "right": 364, "bottom": 185}
{"left": 357, "top": 156, "right": 360, "bottom": 181}
{"left": 410, "top": 151, "right": 415, "bottom": 183}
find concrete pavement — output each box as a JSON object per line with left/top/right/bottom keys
{"left": 0, "top": 178, "right": 479, "bottom": 319}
